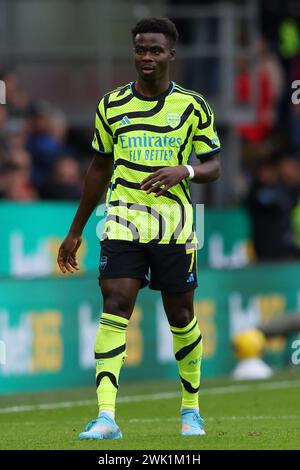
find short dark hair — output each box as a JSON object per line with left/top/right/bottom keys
{"left": 131, "top": 17, "right": 179, "bottom": 47}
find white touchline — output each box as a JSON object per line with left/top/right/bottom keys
{"left": 11, "top": 415, "right": 300, "bottom": 426}
{"left": 128, "top": 415, "right": 299, "bottom": 423}
{"left": 0, "top": 380, "right": 299, "bottom": 414}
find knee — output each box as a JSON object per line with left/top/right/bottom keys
{"left": 169, "top": 307, "right": 194, "bottom": 329}
{"left": 102, "top": 289, "right": 132, "bottom": 317}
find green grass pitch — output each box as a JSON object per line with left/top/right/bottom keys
{"left": 0, "top": 371, "right": 300, "bottom": 450}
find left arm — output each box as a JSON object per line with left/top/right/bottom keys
{"left": 140, "top": 154, "right": 220, "bottom": 197}
{"left": 191, "top": 154, "right": 220, "bottom": 183}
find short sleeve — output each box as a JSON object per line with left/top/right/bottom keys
{"left": 92, "top": 97, "right": 113, "bottom": 155}
{"left": 192, "top": 97, "right": 221, "bottom": 159}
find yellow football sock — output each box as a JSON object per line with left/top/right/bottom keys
{"left": 170, "top": 317, "right": 203, "bottom": 409}
{"left": 94, "top": 312, "right": 128, "bottom": 413}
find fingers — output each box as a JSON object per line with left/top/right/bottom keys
{"left": 154, "top": 184, "right": 172, "bottom": 197}
{"left": 57, "top": 258, "right": 67, "bottom": 274}
{"left": 141, "top": 169, "right": 177, "bottom": 196}
{"left": 141, "top": 171, "right": 160, "bottom": 186}
{"left": 57, "top": 248, "right": 79, "bottom": 274}
{"left": 60, "top": 257, "right": 78, "bottom": 274}
{"left": 69, "top": 255, "right": 79, "bottom": 271}
{"left": 142, "top": 177, "right": 172, "bottom": 196}
{"left": 141, "top": 171, "right": 170, "bottom": 195}
{"left": 57, "top": 247, "right": 67, "bottom": 274}
{"left": 145, "top": 182, "right": 165, "bottom": 195}
{"left": 141, "top": 173, "right": 162, "bottom": 191}
{"left": 64, "top": 260, "right": 78, "bottom": 274}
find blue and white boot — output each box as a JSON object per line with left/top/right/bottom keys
{"left": 79, "top": 412, "right": 123, "bottom": 440}
{"left": 181, "top": 409, "right": 205, "bottom": 436}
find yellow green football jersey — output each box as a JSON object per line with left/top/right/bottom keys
{"left": 92, "top": 81, "right": 221, "bottom": 244}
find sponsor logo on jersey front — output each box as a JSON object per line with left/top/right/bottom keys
{"left": 119, "top": 133, "right": 183, "bottom": 162}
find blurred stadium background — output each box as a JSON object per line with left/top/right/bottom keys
{"left": 0, "top": 0, "right": 300, "bottom": 408}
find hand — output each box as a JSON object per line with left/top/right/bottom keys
{"left": 140, "top": 166, "right": 189, "bottom": 197}
{"left": 57, "top": 234, "right": 82, "bottom": 274}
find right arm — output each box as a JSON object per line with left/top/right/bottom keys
{"left": 57, "top": 154, "right": 112, "bottom": 274}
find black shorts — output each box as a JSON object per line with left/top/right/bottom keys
{"left": 99, "top": 240, "right": 198, "bottom": 293}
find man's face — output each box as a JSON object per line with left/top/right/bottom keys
{"left": 133, "top": 33, "right": 175, "bottom": 81}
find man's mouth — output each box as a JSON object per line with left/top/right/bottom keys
{"left": 141, "top": 65, "right": 155, "bottom": 72}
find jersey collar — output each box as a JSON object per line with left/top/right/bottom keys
{"left": 130, "top": 81, "right": 175, "bottom": 101}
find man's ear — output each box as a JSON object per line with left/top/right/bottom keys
{"left": 169, "top": 48, "right": 176, "bottom": 62}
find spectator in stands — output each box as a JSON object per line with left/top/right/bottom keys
{"left": 49, "top": 110, "right": 69, "bottom": 148}
{"left": 40, "top": 155, "right": 82, "bottom": 200}
{"left": 236, "top": 38, "right": 284, "bottom": 144}
{"left": 26, "top": 102, "right": 70, "bottom": 190}
{"left": 5, "top": 117, "right": 28, "bottom": 153}
{"left": 0, "top": 69, "right": 31, "bottom": 118}
{"left": 278, "top": 154, "right": 300, "bottom": 250}
{"left": 0, "top": 68, "right": 85, "bottom": 202}
{"left": 0, "top": 160, "right": 16, "bottom": 199}
{"left": 0, "top": 105, "right": 8, "bottom": 152}
{"left": 236, "top": 37, "right": 286, "bottom": 185}
{"left": 0, "top": 157, "right": 38, "bottom": 201}
{"left": 246, "top": 155, "right": 300, "bottom": 260}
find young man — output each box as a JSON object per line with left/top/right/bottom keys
{"left": 57, "top": 17, "right": 221, "bottom": 439}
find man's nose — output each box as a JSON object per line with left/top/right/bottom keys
{"left": 142, "top": 50, "right": 153, "bottom": 61}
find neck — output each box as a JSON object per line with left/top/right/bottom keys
{"left": 134, "top": 77, "right": 171, "bottom": 97}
